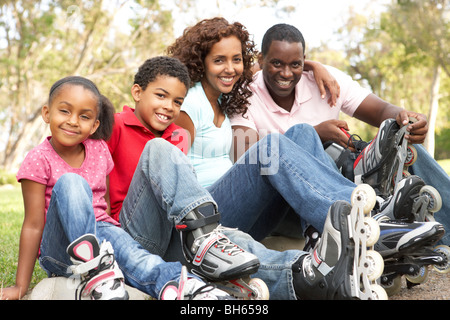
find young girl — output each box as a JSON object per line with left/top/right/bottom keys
{"left": 1, "top": 76, "right": 230, "bottom": 300}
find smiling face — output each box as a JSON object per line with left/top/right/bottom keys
{"left": 42, "top": 84, "right": 100, "bottom": 149}
{"left": 132, "top": 75, "right": 188, "bottom": 137}
{"left": 259, "top": 40, "right": 305, "bottom": 110}
{"left": 201, "top": 35, "right": 244, "bottom": 100}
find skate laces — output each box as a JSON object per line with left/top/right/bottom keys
{"left": 194, "top": 225, "right": 244, "bottom": 256}
{"left": 346, "top": 133, "right": 367, "bottom": 153}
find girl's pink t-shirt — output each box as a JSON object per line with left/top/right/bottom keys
{"left": 16, "top": 137, "right": 119, "bottom": 226}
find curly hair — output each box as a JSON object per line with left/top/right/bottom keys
{"left": 134, "top": 56, "right": 190, "bottom": 92}
{"left": 167, "top": 17, "right": 256, "bottom": 117}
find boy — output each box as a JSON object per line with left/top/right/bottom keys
{"left": 107, "top": 56, "right": 262, "bottom": 291}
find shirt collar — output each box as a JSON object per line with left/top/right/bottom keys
{"left": 120, "top": 105, "right": 181, "bottom": 139}
{"left": 253, "top": 71, "right": 313, "bottom": 113}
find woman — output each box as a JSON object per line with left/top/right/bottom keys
{"left": 167, "top": 16, "right": 361, "bottom": 240}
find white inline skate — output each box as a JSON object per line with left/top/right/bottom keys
{"left": 292, "top": 184, "right": 387, "bottom": 300}
{"left": 66, "top": 234, "right": 129, "bottom": 300}
{"left": 159, "top": 266, "right": 235, "bottom": 300}
{"left": 176, "top": 203, "right": 269, "bottom": 300}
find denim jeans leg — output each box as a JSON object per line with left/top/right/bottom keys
{"left": 96, "top": 221, "right": 182, "bottom": 298}
{"left": 209, "top": 124, "right": 356, "bottom": 239}
{"left": 223, "top": 228, "right": 305, "bottom": 300}
{"left": 120, "top": 138, "right": 216, "bottom": 260}
{"left": 409, "top": 144, "right": 450, "bottom": 245}
{"left": 39, "top": 173, "right": 98, "bottom": 277}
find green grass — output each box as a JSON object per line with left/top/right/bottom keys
{"left": 1, "top": 160, "right": 449, "bottom": 291}
{"left": 0, "top": 186, "right": 46, "bottom": 290}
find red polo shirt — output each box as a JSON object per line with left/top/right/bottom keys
{"left": 107, "top": 106, "right": 189, "bottom": 222}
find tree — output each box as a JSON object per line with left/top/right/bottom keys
{"left": 385, "top": 0, "right": 449, "bottom": 156}
{"left": 0, "top": 0, "right": 174, "bottom": 171}
{"left": 328, "top": 0, "right": 449, "bottom": 158}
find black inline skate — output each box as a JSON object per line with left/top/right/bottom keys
{"left": 292, "top": 184, "right": 387, "bottom": 300}
{"left": 353, "top": 118, "right": 418, "bottom": 197}
{"left": 373, "top": 174, "right": 442, "bottom": 223}
{"left": 375, "top": 220, "right": 450, "bottom": 296}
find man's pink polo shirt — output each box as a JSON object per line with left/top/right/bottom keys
{"left": 107, "top": 106, "right": 189, "bottom": 222}
{"left": 230, "top": 66, "right": 371, "bottom": 138}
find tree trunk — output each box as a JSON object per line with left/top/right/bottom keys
{"left": 423, "top": 65, "right": 441, "bottom": 158}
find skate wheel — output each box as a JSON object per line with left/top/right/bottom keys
{"left": 351, "top": 184, "right": 376, "bottom": 214}
{"left": 382, "top": 275, "right": 402, "bottom": 297}
{"left": 364, "top": 217, "right": 380, "bottom": 247}
{"left": 392, "top": 170, "right": 411, "bottom": 189}
{"left": 248, "top": 278, "right": 270, "bottom": 300}
{"left": 405, "top": 266, "right": 429, "bottom": 284}
{"left": 404, "top": 145, "right": 417, "bottom": 166}
{"left": 432, "top": 245, "right": 450, "bottom": 274}
{"left": 420, "top": 185, "right": 442, "bottom": 212}
{"left": 370, "top": 284, "right": 388, "bottom": 300}
{"left": 365, "top": 250, "right": 384, "bottom": 281}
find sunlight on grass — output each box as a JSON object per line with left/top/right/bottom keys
{"left": 0, "top": 186, "right": 46, "bottom": 289}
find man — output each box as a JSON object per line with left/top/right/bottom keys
{"left": 231, "top": 23, "right": 449, "bottom": 246}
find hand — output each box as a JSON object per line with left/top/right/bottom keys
{"left": 307, "top": 60, "right": 340, "bottom": 107}
{"left": 395, "top": 110, "right": 428, "bottom": 144}
{"left": 314, "top": 120, "right": 355, "bottom": 151}
{"left": 0, "top": 286, "right": 26, "bottom": 300}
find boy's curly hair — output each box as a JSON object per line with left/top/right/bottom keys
{"left": 167, "top": 17, "right": 256, "bottom": 117}
{"left": 134, "top": 56, "right": 190, "bottom": 91}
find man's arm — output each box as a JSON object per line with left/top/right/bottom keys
{"left": 353, "top": 93, "right": 428, "bottom": 144}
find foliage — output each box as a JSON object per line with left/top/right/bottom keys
{"left": 310, "top": 0, "right": 450, "bottom": 159}
{"left": 0, "top": 0, "right": 175, "bottom": 171}
{"left": 1, "top": 0, "right": 449, "bottom": 171}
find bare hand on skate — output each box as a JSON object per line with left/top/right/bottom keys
{"left": 314, "top": 119, "right": 356, "bottom": 151}
{"left": 396, "top": 111, "right": 428, "bottom": 144}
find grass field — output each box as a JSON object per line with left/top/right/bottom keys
{"left": 1, "top": 160, "right": 450, "bottom": 291}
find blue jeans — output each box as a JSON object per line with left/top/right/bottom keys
{"left": 209, "top": 123, "right": 356, "bottom": 239}
{"left": 409, "top": 144, "right": 450, "bottom": 246}
{"left": 39, "top": 173, "right": 182, "bottom": 298}
{"left": 120, "top": 124, "right": 357, "bottom": 299}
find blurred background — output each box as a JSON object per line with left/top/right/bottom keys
{"left": 1, "top": 0, "right": 449, "bottom": 177}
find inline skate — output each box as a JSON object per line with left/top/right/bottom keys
{"left": 67, "top": 234, "right": 129, "bottom": 300}
{"left": 353, "top": 118, "right": 418, "bottom": 197}
{"left": 292, "top": 184, "right": 387, "bottom": 300}
{"left": 159, "top": 266, "right": 235, "bottom": 300}
{"left": 375, "top": 220, "right": 450, "bottom": 296}
{"left": 176, "top": 202, "right": 269, "bottom": 300}
{"left": 373, "top": 174, "right": 442, "bottom": 223}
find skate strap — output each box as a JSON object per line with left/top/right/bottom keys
{"left": 313, "top": 250, "right": 333, "bottom": 276}
{"left": 69, "top": 240, "right": 115, "bottom": 275}
{"left": 81, "top": 266, "right": 125, "bottom": 297}
{"left": 176, "top": 213, "right": 221, "bottom": 231}
{"left": 193, "top": 232, "right": 224, "bottom": 266}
